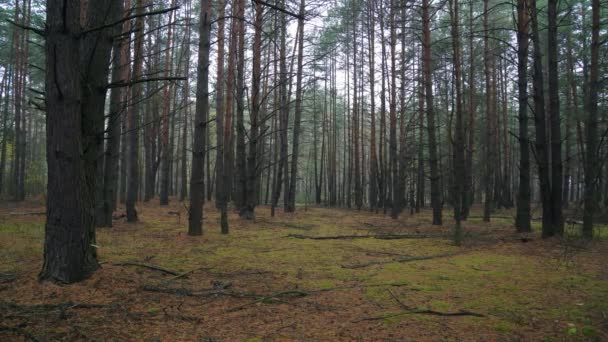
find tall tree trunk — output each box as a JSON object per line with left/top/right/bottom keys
{"left": 422, "top": 0, "right": 442, "bottom": 225}
{"left": 126, "top": 0, "right": 145, "bottom": 222}
{"left": 241, "top": 1, "right": 264, "bottom": 219}
{"left": 530, "top": 0, "right": 553, "bottom": 238}
{"left": 583, "top": 0, "right": 600, "bottom": 238}
{"left": 285, "top": 0, "right": 305, "bottom": 213}
{"left": 367, "top": 0, "right": 378, "bottom": 212}
{"left": 235, "top": 0, "right": 247, "bottom": 215}
{"left": 482, "top": 0, "right": 493, "bottom": 222}
{"left": 41, "top": 0, "right": 117, "bottom": 283}
{"left": 100, "top": 0, "right": 128, "bottom": 227}
{"left": 188, "top": 0, "right": 211, "bottom": 236}
{"left": 463, "top": 0, "right": 475, "bottom": 219}
{"left": 389, "top": 0, "right": 399, "bottom": 218}
{"left": 515, "top": 0, "right": 531, "bottom": 232}
{"left": 450, "top": 0, "right": 465, "bottom": 244}
{"left": 159, "top": 0, "right": 177, "bottom": 205}
{"left": 547, "top": 0, "right": 563, "bottom": 235}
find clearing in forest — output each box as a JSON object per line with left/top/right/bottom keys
{"left": 1, "top": 200, "right": 607, "bottom": 341}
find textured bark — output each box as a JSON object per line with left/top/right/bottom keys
{"left": 41, "top": 0, "right": 117, "bottom": 283}
{"left": 188, "top": 0, "right": 211, "bottom": 236}
{"left": 389, "top": 0, "right": 398, "bottom": 219}
{"left": 422, "top": 0, "right": 442, "bottom": 225}
{"left": 515, "top": 0, "right": 531, "bottom": 233}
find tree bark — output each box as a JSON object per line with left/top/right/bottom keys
{"left": 188, "top": 0, "right": 211, "bottom": 236}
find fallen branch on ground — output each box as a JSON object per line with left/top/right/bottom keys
{"left": 342, "top": 252, "right": 460, "bottom": 269}
{"left": 112, "top": 262, "right": 180, "bottom": 276}
{"left": 9, "top": 211, "right": 45, "bottom": 216}
{"left": 286, "top": 233, "right": 432, "bottom": 240}
{"left": 353, "top": 308, "right": 485, "bottom": 322}
{"left": 141, "top": 284, "right": 307, "bottom": 302}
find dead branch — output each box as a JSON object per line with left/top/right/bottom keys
{"left": 112, "top": 262, "right": 180, "bottom": 276}
{"left": 140, "top": 284, "right": 307, "bottom": 302}
{"left": 9, "top": 211, "right": 45, "bottom": 216}
{"left": 342, "top": 252, "right": 460, "bottom": 269}
{"left": 353, "top": 308, "right": 485, "bottom": 322}
{"left": 286, "top": 233, "right": 432, "bottom": 240}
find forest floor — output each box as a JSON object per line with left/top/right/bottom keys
{"left": 1, "top": 200, "right": 607, "bottom": 341}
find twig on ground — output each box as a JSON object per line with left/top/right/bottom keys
{"left": 342, "top": 252, "right": 460, "bottom": 269}
{"left": 112, "top": 262, "right": 180, "bottom": 276}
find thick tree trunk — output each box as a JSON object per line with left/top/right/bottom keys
{"left": 41, "top": 0, "right": 117, "bottom": 283}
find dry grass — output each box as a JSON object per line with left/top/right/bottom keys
{"left": 1, "top": 199, "right": 607, "bottom": 341}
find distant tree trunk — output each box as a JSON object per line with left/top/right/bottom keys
{"left": 422, "top": 0, "right": 442, "bottom": 225}
{"left": 220, "top": 2, "right": 240, "bottom": 232}
{"left": 547, "top": 0, "right": 563, "bottom": 235}
{"left": 583, "top": 0, "right": 600, "bottom": 238}
{"left": 215, "top": 0, "right": 225, "bottom": 209}
{"left": 188, "top": 0, "right": 211, "bottom": 236}
{"left": 482, "top": 0, "right": 493, "bottom": 222}
{"left": 416, "top": 58, "right": 425, "bottom": 213}
{"left": 180, "top": 2, "right": 193, "bottom": 202}
{"left": 241, "top": 1, "right": 263, "bottom": 219}
{"left": 272, "top": 2, "right": 289, "bottom": 217}
{"left": 530, "top": 0, "right": 553, "bottom": 238}
{"left": 159, "top": 0, "right": 177, "bottom": 206}
{"left": 100, "top": 0, "right": 128, "bottom": 227}
{"left": 367, "top": 0, "right": 378, "bottom": 212}
{"left": 0, "top": 65, "right": 12, "bottom": 195}
{"left": 41, "top": 0, "right": 117, "bottom": 283}
{"left": 352, "top": 1, "right": 361, "bottom": 211}
{"left": 285, "top": 0, "right": 306, "bottom": 213}
{"left": 389, "top": 0, "right": 398, "bottom": 218}
{"left": 515, "top": 0, "right": 531, "bottom": 233}
{"left": 463, "top": 0, "right": 475, "bottom": 219}
{"left": 449, "top": 0, "right": 465, "bottom": 244}
{"left": 126, "top": 0, "right": 145, "bottom": 222}
{"left": 235, "top": 0, "right": 247, "bottom": 216}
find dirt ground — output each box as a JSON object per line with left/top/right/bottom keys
{"left": 1, "top": 199, "right": 607, "bottom": 341}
